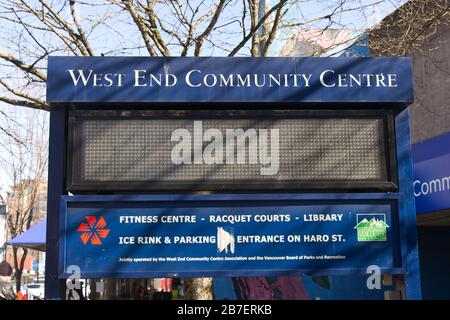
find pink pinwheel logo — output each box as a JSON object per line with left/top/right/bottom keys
{"left": 76, "top": 216, "right": 110, "bottom": 245}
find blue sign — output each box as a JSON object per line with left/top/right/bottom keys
{"left": 59, "top": 195, "right": 402, "bottom": 278}
{"left": 414, "top": 154, "right": 450, "bottom": 214}
{"left": 412, "top": 131, "right": 450, "bottom": 214}
{"left": 413, "top": 153, "right": 450, "bottom": 214}
{"left": 47, "top": 57, "right": 413, "bottom": 104}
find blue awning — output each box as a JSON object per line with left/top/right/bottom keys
{"left": 8, "top": 220, "right": 46, "bottom": 251}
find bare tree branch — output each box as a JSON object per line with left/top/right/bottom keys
{"left": 0, "top": 79, "right": 46, "bottom": 106}
{"left": 370, "top": 0, "right": 449, "bottom": 56}
{"left": 141, "top": 0, "right": 170, "bottom": 56}
{"left": 248, "top": 0, "right": 259, "bottom": 56}
{"left": 0, "top": 50, "right": 47, "bottom": 82}
{"left": 1, "top": 110, "right": 48, "bottom": 291}
{"left": 0, "top": 0, "right": 443, "bottom": 112}
{"left": 122, "top": 0, "right": 157, "bottom": 56}
{"left": 262, "top": 4, "right": 284, "bottom": 56}
{"left": 35, "top": 0, "right": 92, "bottom": 55}
{"left": 228, "top": 0, "right": 288, "bottom": 56}
{"left": 194, "top": 0, "right": 227, "bottom": 56}
{"left": 0, "top": 94, "right": 48, "bottom": 110}
{"left": 69, "top": 0, "right": 95, "bottom": 56}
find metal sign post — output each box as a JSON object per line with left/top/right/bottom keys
{"left": 44, "top": 107, "right": 67, "bottom": 299}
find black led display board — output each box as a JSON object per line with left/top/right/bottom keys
{"left": 67, "top": 110, "right": 397, "bottom": 192}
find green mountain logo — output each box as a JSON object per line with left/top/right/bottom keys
{"left": 354, "top": 216, "right": 389, "bottom": 241}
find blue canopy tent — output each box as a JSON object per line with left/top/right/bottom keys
{"left": 8, "top": 220, "right": 46, "bottom": 251}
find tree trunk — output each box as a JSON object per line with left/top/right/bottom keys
{"left": 89, "top": 279, "right": 101, "bottom": 300}
{"left": 184, "top": 277, "right": 213, "bottom": 300}
{"left": 12, "top": 246, "right": 27, "bottom": 293}
{"left": 15, "top": 270, "right": 22, "bottom": 293}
